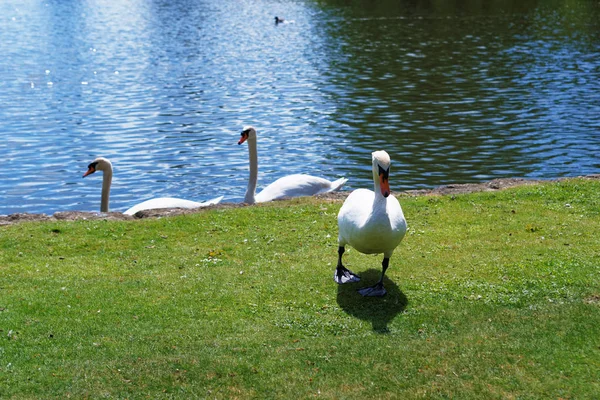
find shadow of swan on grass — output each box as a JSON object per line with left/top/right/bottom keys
{"left": 336, "top": 269, "right": 408, "bottom": 333}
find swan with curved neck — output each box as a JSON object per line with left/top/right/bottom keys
{"left": 238, "top": 126, "right": 347, "bottom": 204}
{"left": 334, "top": 150, "right": 407, "bottom": 297}
{"left": 83, "top": 157, "right": 223, "bottom": 215}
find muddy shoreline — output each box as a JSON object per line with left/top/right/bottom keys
{"left": 2, "top": 176, "right": 599, "bottom": 226}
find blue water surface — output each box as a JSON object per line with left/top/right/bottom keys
{"left": 1, "top": 0, "right": 599, "bottom": 215}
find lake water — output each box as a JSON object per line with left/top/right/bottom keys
{"left": 1, "top": 0, "right": 599, "bottom": 215}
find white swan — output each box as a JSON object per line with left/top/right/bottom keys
{"left": 82, "top": 157, "right": 223, "bottom": 215}
{"left": 238, "top": 126, "right": 347, "bottom": 204}
{"left": 335, "top": 150, "right": 407, "bottom": 297}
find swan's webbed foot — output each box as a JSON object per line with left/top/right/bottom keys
{"left": 334, "top": 246, "right": 360, "bottom": 284}
{"left": 358, "top": 282, "right": 387, "bottom": 297}
{"left": 334, "top": 265, "right": 361, "bottom": 284}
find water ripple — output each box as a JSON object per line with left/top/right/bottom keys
{"left": 0, "top": 0, "right": 599, "bottom": 214}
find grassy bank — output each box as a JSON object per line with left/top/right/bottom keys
{"left": 1, "top": 179, "right": 599, "bottom": 399}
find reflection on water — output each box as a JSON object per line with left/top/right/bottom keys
{"left": 314, "top": 0, "right": 600, "bottom": 186}
{"left": 0, "top": 0, "right": 599, "bottom": 215}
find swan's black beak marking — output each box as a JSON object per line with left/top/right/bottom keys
{"left": 378, "top": 165, "right": 390, "bottom": 182}
{"left": 378, "top": 165, "right": 390, "bottom": 198}
{"left": 83, "top": 162, "right": 98, "bottom": 178}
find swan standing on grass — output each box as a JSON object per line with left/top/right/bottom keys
{"left": 238, "top": 126, "right": 347, "bottom": 204}
{"left": 335, "top": 150, "right": 407, "bottom": 297}
{"left": 82, "top": 157, "right": 223, "bottom": 215}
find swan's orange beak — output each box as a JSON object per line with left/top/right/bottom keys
{"left": 380, "top": 175, "right": 390, "bottom": 198}
{"left": 379, "top": 166, "right": 390, "bottom": 197}
{"left": 238, "top": 132, "right": 248, "bottom": 145}
{"left": 83, "top": 166, "right": 96, "bottom": 177}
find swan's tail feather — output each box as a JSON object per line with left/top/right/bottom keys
{"left": 202, "top": 195, "right": 224, "bottom": 206}
{"left": 329, "top": 177, "right": 348, "bottom": 192}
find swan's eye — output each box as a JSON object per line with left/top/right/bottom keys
{"left": 87, "top": 162, "right": 98, "bottom": 171}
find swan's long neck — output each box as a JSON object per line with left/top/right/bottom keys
{"left": 100, "top": 167, "right": 112, "bottom": 212}
{"left": 244, "top": 137, "right": 258, "bottom": 204}
{"left": 372, "top": 164, "right": 386, "bottom": 203}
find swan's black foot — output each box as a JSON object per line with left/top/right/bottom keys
{"left": 334, "top": 265, "right": 360, "bottom": 284}
{"left": 358, "top": 282, "right": 387, "bottom": 297}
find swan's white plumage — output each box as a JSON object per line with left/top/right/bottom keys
{"left": 337, "top": 187, "right": 406, "bottom": 257}
{"left": 335, "top": 150, "right": 407, "bottom": 296}
{"left": 123, "top": 196, "right": 224, "bottom": 216}
{"left": 255, "top": 174, "right": 347, "bottom": 203}
{"left": 239, "top": 126, "right": 347, "bottom": 204}
{"left": 83, "top": 157, "right": 223, "bottom": 215}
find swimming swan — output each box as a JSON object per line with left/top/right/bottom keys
{"left": 238, "top": 126, "right": 347, "bottom": 204}
{"left": 83, "top": 157, "right": 223, "bottom": 215}
{"left": 335, "top": 150, "right": 407, "bottom": 297}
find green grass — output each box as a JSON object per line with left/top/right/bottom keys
{"left": 1, "top": 178, "right": 599, "bottom": 399}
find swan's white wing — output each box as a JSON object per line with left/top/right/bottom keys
{"left": 255, "top": 174, "right": 347, "bottom": 203}
{"left": 337, "top": 189, "right": 374, "bottom": 247}
{"left": 199, "top": 196, "right": 225, "bottom": 206}
{"left": 328, "top": 177, "right": 348, "bottom": 192}
{"left": 123, "top": 195, "right": 224, "bottom": 216}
